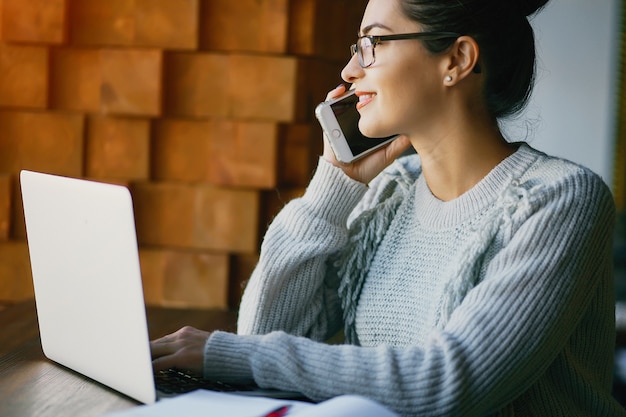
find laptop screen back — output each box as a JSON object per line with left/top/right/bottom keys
{"left": 20, "top": 170, "right": 157, "bottom": 404}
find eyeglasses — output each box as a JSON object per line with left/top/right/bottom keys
{"left": 350, "top": 32, "right": 461, "bottom": 68}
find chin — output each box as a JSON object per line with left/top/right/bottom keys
{"left": 358, "top": 121, "right": 380, "bottom": 139}
{"left": 358, "top": 115, "right": 400, "bottom": 138}
{"left": 359, "top": 125, "right": 393, "bottom": 139}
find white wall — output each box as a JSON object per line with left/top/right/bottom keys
{"left": 502, "top": 0, "right": 621, "bottom": 186}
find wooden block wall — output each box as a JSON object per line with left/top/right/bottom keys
{"left": 0, "top": 0, "right": 367, "bottom": 309}
{"left": 0, "top": 175, "right": 10, "bottom": 240}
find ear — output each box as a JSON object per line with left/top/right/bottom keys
{"left": 442, "top": 36, "right": 480, "bottom": 86}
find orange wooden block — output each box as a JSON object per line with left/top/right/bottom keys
{"left": 322, "top": 0, "right": 368, "bottom": 61}
{"left": 278, "top": 123, "right": 319, "bottom": 187}
{"left": 153, "top": 119, "right": 279, "bottom": 188}
{"left": 302, "top": 58, "right": 347, "bottom": 111}
{"left": 288, "top": 0, "right": 367, "bottom": 60}
{"left": 207, "top": 121, "right": 278, "bottom": 189}
{"left": 86, "top": 115, "right": 151, "bottom": 181}
{"left": 0, "top": 44, "right": 48, "bottom": 109}
{"left": 69, "top": 0, "right": 135, "bottom": 46}
{"left": 200, "top": 0, "right": 288, "bottom": 53}
{"left": 51, "top": 48, "right": 162, "bottom": 115}
{"left": 50, "top": 48, "right": 101, "bottom": 112}
{"left": 0, "top": 110, "right": 85, "bottom": 176}
{"left": 70, "top": 0, "right": 198, "bottom": 49}
{"left": 2, "top": 0, "right": 66, "bottom": 43}
{"left": 0, "top": 241, "right": 33, "bottom": 302}
{"left": 152, "top": 118, "right": 211, "bottom": 182}
{"left": 228, "top": 56, "right": 343, "bottom": 122}
{"left": 132, "top": 182, "right": 260, "bottom": 253}
{"left": 166, "top": 53, "right": 339, "bottom": 122}
{"left": 228, "top": 54, "right": 299, "bottom": 121}
{"left": 0, "top": 175, "right": 10, "bottom": 241}
{"left": 0, "top": 110, "right": 84, "bottom": 238}
{"left": 229, "top": 253, "right": 259, "bottom": 308}
{"left": 287, "top": 0, "right": 314, "bottom": 55}
{"left": 134, "top": 0, "right": 198, "bottom": 50}
{"left": 164, "top": 52, "right": 230, "bottom": 118}
{"left": 139, "top": 247, "right": 229, "bottom": 309}
{"left": 138, "top": 248, "right": 164, "bottom": 306}
{"left": 100, "top": 48, "right": 162, "bottom": 116}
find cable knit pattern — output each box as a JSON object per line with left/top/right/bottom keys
{"left": 205, "top": 143, "right": 624, "bottom": 417}
{"left": 433, "top": 178, "right": 544, "bottom": 329}
{"left": 335, "top": 174, "right": 411, "bottom": 345}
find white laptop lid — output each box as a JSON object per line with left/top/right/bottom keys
{"left": 20, "top": 170, "right": 157, "bottom": 404}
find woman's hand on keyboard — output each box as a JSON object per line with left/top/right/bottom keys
{"left": 150, "top": 326, "right": 210, "bottom": 376}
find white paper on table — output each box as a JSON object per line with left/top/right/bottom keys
{"left": 99, "top": 390, "right": 312, "bottom": 417}
{"left": 294, "top": 395, "right": 399, "bottom": 417}
{"left": 99, "top": 390, "right": 399, "bottom": 417}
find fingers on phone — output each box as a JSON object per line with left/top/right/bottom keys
{"left": 326, "top": 83, "right": 346, "bottom": 101}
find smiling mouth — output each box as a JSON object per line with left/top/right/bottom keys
{"left": 356, "top": 92, "right": 376, "bottom": 110}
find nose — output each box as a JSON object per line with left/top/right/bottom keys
{"left": 341, "top": 52, "right": 364, "bottom": 84}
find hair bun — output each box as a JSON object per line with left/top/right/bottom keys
{"left": 517, "top": 0, "right": 549, "bottom": 17}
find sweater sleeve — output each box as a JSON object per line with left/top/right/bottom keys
{"left": 236, "top": 158, "right": 368, "bottom": 340}
{"left": 205, "top": 167, "right": 620, "bottom": 417}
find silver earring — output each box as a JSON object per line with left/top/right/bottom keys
{"left": 445, "top": 75, "right": 453, "bottom": 83}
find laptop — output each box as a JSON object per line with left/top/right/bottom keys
{"left": 20, "top": 170, "right": 301, "bottom": 404}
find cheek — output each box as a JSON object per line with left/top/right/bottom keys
{"left": 360, "top": 54, "right": 442, "bottom": 136}
{"left": 390, "top": 63, "right": 442, "bottom": 117}
{"left": 383, "top": 75, "right": 431, "bottom": 128}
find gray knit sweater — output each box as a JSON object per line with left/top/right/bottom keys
{"left": 203, "top": 143, "right": 624, "bottom": 416}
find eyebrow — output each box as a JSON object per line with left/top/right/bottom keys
{"left": 359, "top": 23, "right": 393, "bottom": 36}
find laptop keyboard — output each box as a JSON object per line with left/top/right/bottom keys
{"left": 155, "top": 369, "right": 258, "bottom": 395}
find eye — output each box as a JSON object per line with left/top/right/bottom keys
{"left": 359, "top": 37, "right": 373, "bottom": 50}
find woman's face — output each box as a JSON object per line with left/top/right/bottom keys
{"left": 341, "top": 0, "right": 447, "bottom": 140}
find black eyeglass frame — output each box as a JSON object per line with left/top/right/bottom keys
{"left": 350, "top": 32, "right": 462, "bottom": 68}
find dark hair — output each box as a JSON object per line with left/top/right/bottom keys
{"left": 400, "top": 0, "right": 549, "bottom": 120}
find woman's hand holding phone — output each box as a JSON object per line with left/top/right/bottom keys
{"left": 320, "top": 84, "right": 412, "bottom": 184}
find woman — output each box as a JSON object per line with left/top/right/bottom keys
{"left": 151, "top": 0, "right": 623, "bottom": 415}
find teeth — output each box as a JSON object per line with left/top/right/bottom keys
{"left": 360, "top": 93, "right": 376, "bottom": 101}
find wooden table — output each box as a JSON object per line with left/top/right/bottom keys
{"left": 0, "top": 299, "right": 237, "bottom": 417}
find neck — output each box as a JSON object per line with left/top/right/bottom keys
{"left": 410, "top": 116, "right": 515, "bottom": 202}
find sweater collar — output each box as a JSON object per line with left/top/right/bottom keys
{"left": 413, "top": 142, "right": 542, "bottom": 229}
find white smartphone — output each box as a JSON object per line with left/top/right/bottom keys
{"left": 315, "top": 89, "right": 398, "bottom": 163}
